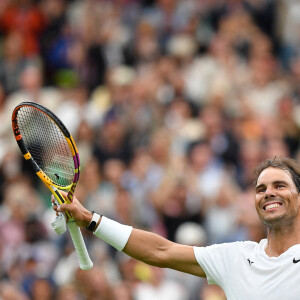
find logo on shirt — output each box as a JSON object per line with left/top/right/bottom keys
{"left": 293, "top": 258, "right": 300, "bottom": 264}
{"left": 247, "top": 258, "right": 254, "bottom": 266}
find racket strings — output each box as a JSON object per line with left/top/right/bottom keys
{"left": 17, "top": 106, "right": 75, "bottom": 187}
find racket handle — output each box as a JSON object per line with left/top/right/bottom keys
{"left": 67, "top": 220, "right": 93, "bottom": 270}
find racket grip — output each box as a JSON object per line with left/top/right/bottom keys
{"left": 67, "top": 220, "right": 93, "bottom": 270}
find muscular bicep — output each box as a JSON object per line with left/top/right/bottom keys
{"left": 163, "top": 243, "right": 206, "bottom": 277}
{"left": 123, "top": 229, "right": 206, "bottom": 278}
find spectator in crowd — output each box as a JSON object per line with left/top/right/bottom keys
{"left": 1, "top": 1, "right": 300, "bottom": 299}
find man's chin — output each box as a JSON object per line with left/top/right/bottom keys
{"left": 260, "top": 213, "right": 295, "bottom": 229}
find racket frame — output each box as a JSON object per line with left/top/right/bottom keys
{"left": 12, "top": 101, "right": 93, "bottom": 270}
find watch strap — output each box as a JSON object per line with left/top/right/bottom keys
{"left": 86, "top": 211, "right": 101, "bottom": 232}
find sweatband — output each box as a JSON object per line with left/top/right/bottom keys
{"left": 93, "top": 216, "right": 133, "bottom": 251}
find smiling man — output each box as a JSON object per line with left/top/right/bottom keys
{"left": 53, "top": 157, "right": 300, "bottom": 300}
{"left": 254, "top": 158, "right": 300, "bottom": 257}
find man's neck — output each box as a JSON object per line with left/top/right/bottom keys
{"left": 265, "top": 225, "right": 300, "bottom": 257}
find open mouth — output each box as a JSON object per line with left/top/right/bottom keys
{"left": 263, "top": 203, "right": 283, "bottom": 211}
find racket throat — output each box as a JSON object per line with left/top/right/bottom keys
{"left": 50, "top": 185, "right": 65, "bottom": 204}
{"left": 49, "top": 185, "right": 72, "bottom": 220}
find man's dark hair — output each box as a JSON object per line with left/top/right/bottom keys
{"left": 253, "top": 157, "right": 300, "bottom": 193}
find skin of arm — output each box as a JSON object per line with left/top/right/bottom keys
{"left": 52, "top": 192, "right": 206, "bottom": 278}
{"left": 124, "top": 229, "right": 206, "bottom": 277}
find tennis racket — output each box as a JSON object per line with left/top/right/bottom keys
{"left": 12, "top": 101, "right": 93, "bottom": 270}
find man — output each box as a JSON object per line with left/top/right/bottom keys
{"left": 53, "top": 157, "right": 300, "bottom": 300}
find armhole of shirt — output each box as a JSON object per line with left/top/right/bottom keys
{"left": 193, "top": 246, "right": 218, "bottom": 285}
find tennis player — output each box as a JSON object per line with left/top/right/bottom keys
{"left": 53, "top": 157, "right": 300, "bottom": 299}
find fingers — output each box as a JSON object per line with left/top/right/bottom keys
{"left": 59, "top": 190, "right": 68, "bottom": 197}
{"left": 51, "top": 196, "right": 61, "bottom": 217}
{"left": 50, "top": 193, "right": 91, "bottom": 228}
{"left": 58, "top": 203, "right": 71, "bottom": 213}
{"left": 51, "top": 194, "right": 72, "bottom": 213}
{"left": 51, "top": 195, "right": 57, "bottom": 208}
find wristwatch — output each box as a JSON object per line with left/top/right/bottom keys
{"left": 86, "top": 211, "right": 102, "bottom": 232}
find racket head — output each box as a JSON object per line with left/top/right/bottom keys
{"left": 12, "top": 102, "right": 93, "bottom": 271}
{"left": 12, "top": 102, "right": 80, "bottom": 202}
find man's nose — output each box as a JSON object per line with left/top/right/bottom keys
{"left": 264, "top": 187, "right": 276, "bottom": 198}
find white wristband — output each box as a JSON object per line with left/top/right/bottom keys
{"left": 94, "top": 216, "right": 133, "bottom": 251}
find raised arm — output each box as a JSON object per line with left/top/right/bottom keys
{"left": 52, "top": 192, "right": 206, "bottom": 277}
{"left": 124, "top": 228, "right": 206, "bottom": 277}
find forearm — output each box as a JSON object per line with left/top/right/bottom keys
{"left": 123, "top": 228, "right": 175, "bottom": 267}
{"left": 92, "top": 217, "right": 205, "bottom": 276}
{"left": 92, "top": 217, "right": 173, "bottom": 266}
{"left": 124, "top": 228, "right": 206, "bottom": 278}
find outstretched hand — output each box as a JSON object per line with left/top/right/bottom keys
{"left": 52, "top": 191, "right": 93, "bottom": 228}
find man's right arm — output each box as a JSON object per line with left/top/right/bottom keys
{"left": 53, "top": 192, "right": 206, "bottom": 278}
{"left": 123, "top": 228, "right": 206, "bottom": 278}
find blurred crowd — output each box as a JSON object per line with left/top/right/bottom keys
{"left": 1, "top": 0, "right": 300, "bottom": 299}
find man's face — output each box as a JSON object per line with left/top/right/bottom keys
{"left": 255, "top": 167, "right": 300, "bottom": 229}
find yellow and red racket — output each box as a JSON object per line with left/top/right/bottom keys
{"left": 12, "top": 101, "right": 93, "bottom": 270}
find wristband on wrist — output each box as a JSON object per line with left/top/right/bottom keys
{"left": 86, "top": 211, "right": 102, "bottom": 232}
{"left": 93, "top": 216, "right": 133, "bottom": 251}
